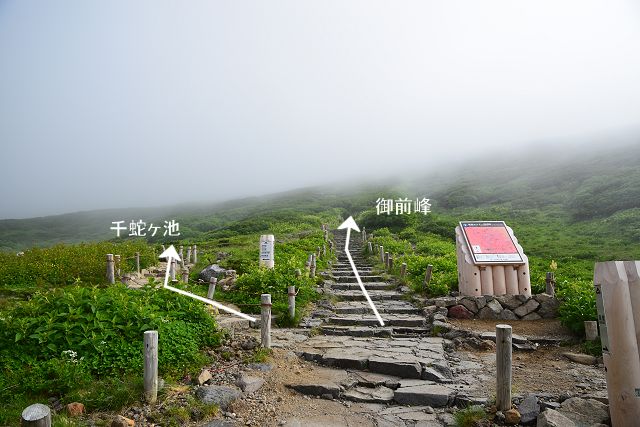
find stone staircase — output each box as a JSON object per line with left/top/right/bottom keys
{"left": 289, "top": 229, "right": 486, "bottom": 421}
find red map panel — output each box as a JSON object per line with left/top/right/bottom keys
{"left": 461, "top": 221, "right": 524, "bottom": 264}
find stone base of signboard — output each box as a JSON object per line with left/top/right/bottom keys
{"left": 424, "top": 294, "right": 559, "bottom": 320}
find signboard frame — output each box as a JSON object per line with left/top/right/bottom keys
{"left": 459, "top": 220, "right": 525, "bottom": 265}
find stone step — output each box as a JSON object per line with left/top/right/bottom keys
{"left": 332, "top": 290, "right": 406, "bottom": 301}
{"left": 327, "top": 315, "right": 426, "bottom": 328}
{"left": 330, "top": 282, "right": 392, "bottom": 291}
{"left": 334, "top": 301, "right": 421, "bottom": 315}
{"left": 321, "top": 325, "right": 393, "bottom": 338}
{"left": 336, "top": 275, "right": 384, "bottom": 283}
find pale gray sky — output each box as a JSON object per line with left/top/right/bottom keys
{"left": 1, "top": 1, "right": 640, "bottom": 218}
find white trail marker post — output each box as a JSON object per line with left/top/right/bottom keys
{"left": 338, "top": 217, "right": 384, "bottom": 326}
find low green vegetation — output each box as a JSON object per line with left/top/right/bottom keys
{"left": 453, "top": 405, "right": 487, "bottom": 427}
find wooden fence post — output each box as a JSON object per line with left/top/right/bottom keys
{"left": 193, "top": 245, "right": 198, "bottom": 264}
{"left": 379, "top": 246, "right": 385, "bottom": 263}
{"left": 114, "top": 255, "right": 121, "bottom": 278}
{"left": 310, "top": 254, "right": 316, "bottom": 278}
{"left": 401, "top": 262, "right": 407, "bottom": 278}
{"left": 106, "top": 254, "right": 115, "bottom": 284}
{"left": 295, "top": 269, "right": 302, "bottom": 278}
{"left": 368, "top": 242, "right": 373, "bottom": 254}
{"left": 187, "top": 246, "right": 192, "bottom": 264}
{"left": 288, "top": 286, "right": 296, "bottom": 319}
{"left": 21, "top": 403, "right": 51, "bottom": 427}
{"left": 179, "top": 245, "right": 184, "bottom": 267}
{"left": 496, "top": 324, "right": 513, "bottom": 411}
{"left": 261, "top": 294, "right": 272, "bottom": 348}
{"left": 585, "top": 321, "right": 598, "bottom": 341}
{"left": 424, "top": 265, "right": 433, "bottom": 288}
{"left": 182, "top": 268, "right": 189, "bottom": 283}
{"left": 545, "top": 272, "right": 556, "bottom": 296}
{"left": 135, "top": 252, "right": 140, "bottom": 274}
{"left": 207, "top": 277, "right": 217, "bottom": 299}
{"left": 388, "top": 256, "right": 394, "bottom": 271}
{"left": 144, "top": 330, "right": 158, "bottom": 403}
{"left": 384, "top": 252, "right": 390, "bottom": 270}
{"left": 170, "top": 259, "right": 176, "bottom": 282}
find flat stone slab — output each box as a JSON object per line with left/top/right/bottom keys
{"left": 393, "top": 384, "right": 453, "bottom": 407}
{"left": 336, "top": 275, "right": 384, "bottom": 283}
{"left": 331, "top": 282, "right": 392, "bottom": 291}
{"left": 327, "top": 314, "right": 425, "bottom": 327}
{"left": 369, "top": 357, "right": 422, "bottom": 378}
{"left": 343, "top": 386, "right": 394, "bottom": 403}
{"left": 334, "top": 300, "right": 421, "bottom": 315}
{"left": 332, "top": 290, "right": 406, "bottom": 301}
{"left": 196, "top": 386, "right": 242, "bottom": 410}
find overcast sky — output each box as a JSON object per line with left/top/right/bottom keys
{"left": 1, "top": 1, "right": 640, "bottom": 219}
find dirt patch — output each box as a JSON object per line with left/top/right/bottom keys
{"left": 448, "top": 318, "right": 575, "bottom": 340}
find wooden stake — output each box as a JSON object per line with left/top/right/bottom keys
{"left": 424, "top": 265, "right": 433, "bottom": 288}
{"left": 400, "top": 262, "right": 407, "bottom": 278}
{"left": 207, "top": 277, "right": 217, "bottom": 299}
{"left": 20, "top": 403, "right": 51, "bottom": 427}
{"left": 106, "top": 254, "right": 115, "bottom": 284}
{"left": 585, "top": 321, "right": 598, "bottom": 341}
{"left": 379, "top": 246, "right": 385, "bottom": 263}
{"left": 261, "top": 294, "right": 272, "bottom": 348}
{"left": 496, "top": 324, "right": 512, "bottom": 411}
{"left": 545, "top": 272, "right": 556, "bottom": 296}
{"left": 193, "top": 245, "right": 198, "bottom": 264}
{"left": 288, "top": 286, "right": 296, "bottom": 319}
{"left": 135, "top": 252, "right": 140, "bottom": 274}
{"left": 182, "top": 268, "right": 189, "bottom": 283}
{"left": 384, "top": 252, "right": 390, "bottom": 270}
{"left": 114, "top": 255, "right": 121, "bottom": 278}
{"left": 170, "top": 259, "right": 176, "bottom": 282}
{"left": 187, "top": 247, "right": 192, "bottom": 264}
{"left": 144, "top": 330, "right": 158, "bottom": 403}
{"left": 368, "top": 242, "right": 373, "bottom": 254}
{"left": 388, "top": 256, "right": 394, "bottom": 271}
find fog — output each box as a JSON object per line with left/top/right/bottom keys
{"left": 1, "top": 1, "right": 640, "bottom": 219}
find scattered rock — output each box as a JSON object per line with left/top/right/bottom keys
{"left": 247, "top": 363, "right": 272, "bottom": 372}
{"left": 369, "top": 357, "right": 422, "bottom": 379}
{"left": 562, "top": 352, "right": 597, "bottom": 365}
{"left": 536, "top": 409, "right": 575, "bottom": 427}
{"left": 196, "top": 386, "right": 242, "bottom": 410}
{"left": 559, "top": 397, "right": 610, "bottom": 425}
{"left": 448, "top": 304, "right": 474, "bottom": 319}
{"left": 111, "top": 416, "right": 135, "bottom": 427}
{"left": 393, "top": 384, "right": 452, "bottom": 407}
{"left": 236, "top": 374, "right": 264, "bottom": 394}
{"left": 505, "top": 408, "right": 521, "bottom": 425}
{"left": 239, "top": 336, "right": 259, "bottom": 350}
{"left": 518, "top": 394, "right": 541, "bottom": 424}
{"left": 288, "top": 382, "right": 341, "bottom": 399}
{"left": 197, "top": 369, "right": 213, "bottom": 385}
{"left": 199, "top": 264, "right": 230, "bottom": 282}
{"left": 66, "top": 402, "right": 85, "bottom": 417}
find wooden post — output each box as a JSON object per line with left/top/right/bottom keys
{"left": 384, "top": 252, "right": 390, "bottom": 270}
{"left": 388, "top": 256, "right": 394, "bottom": 271}
{"left": 295, "top": 269, "right": 302, "bottom": 278}
{"left": 193, "top": 245, "right": 198, "bottom": 264}
{"left": 310, "top": 256, "right": 316, "bottom": 278}
{"left": 261, "top": 294, "right": 271, "bottom": 348}
{"left": 424, "top": 264, "right": 433, "bottom": 288}
{"left": 182, "top": 268, "right": 189, "bottom": 283}
{"left": 401, "top": 262, "right": 407, "bottom": 278}
{"left": 114, "top": 255, "right": 121, "bottom": 278}
{"left": 135, "top": 252, "right": 140, "bottom": 274}
{"left": 585, "top": 321, "right": 598, "bottom": 341}
{"left": 179, "top": 245, "right": 184, "bottom": 266}
{"left": 496, "top": 324, "right": 512, "bottom": 411}
{"left": 143, "top": 330, "right": 158, "bottom": 404}
{"left": 288, "top": 286, "right": 296, "bottom": 319}
{"left": 106, "top": 254, "right": 115, "bottom": 284}
{"left": 187, "top": 246, "right": 192, "bottom": 264}
{"left": 170, "top": 259, "right": 176, "bottom": 282}
{"left": 322, "top": 244, "right": 326, "bottom": 257}
{"left": 379, "top": 246, "right": 385, "bottom": 263}
{"left": 368, "top": 242, "right": 373, "bottom": 254}
{"left": 21, "top": 403, "right": 51, "bottom": 427}
{"left": 207, "top": 277, "right": 217, "bottom": 299}
{"left": 545, "top": 272, "right": 556, "bottom": 296}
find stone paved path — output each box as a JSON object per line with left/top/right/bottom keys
{"left": 275, "top": 229, "right": 488, "bottom": 426}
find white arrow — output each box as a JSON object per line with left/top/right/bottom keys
{"left": 338, "top": 217, "right": 385, "bottom": 326}
{"left": 159, "top": 245, "right": 256, "bottom": 322}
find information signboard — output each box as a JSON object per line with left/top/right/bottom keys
{"left": 460, "top": 221, "right": 524, "bottom": 264}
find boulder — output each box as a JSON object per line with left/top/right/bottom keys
{"left": 500, "top": 309, "right": 519, "bottom": 320}
{"left": 459, "top": 297, "right": 479, "bottom": 314}
{"left": 476, "top": 296, "right": 487, "bottom": 309}
{"left": 505, "top": 408, "right": 521, "bottom": 425}
{"left": 196, "top": 385, "right": 242, "bottom": 410}
{"left": 197, "top": 369, "right": 213, "bottom": 385}
{"left": 435, "top": 297, "right": 458, "bottom": 308}
{"left": 518, "top": 394, "right": 541, "bottom": 424}
{"left": 496, "top": 295, "right": 524, "bottom": 310}
{"left": 535, "top": 294, "right": 560, "bottom": 319}
{"left": 514, "top": 299, "right": 540, "bottom": 317}
{"left": 66, "top": 402, "right": 85, "bottom": 417}
{"left": 559, "top": 397, "right": 609, "bottom": 425}
{"left": 236, "top": 374, "right": 264, "bottom": 394}
{"left": 562, "top": 352, "right": 597, "bottom": 366}
{"left": 111, "top": 416, "right": 135, "bottom": 427}
{"left": 537, "top": 409, "right": 575, "bottom": 427}
{"left": 522, "top": 312, "right": 542, "bottom": 321}
{"left": 478, "top": 300, "right": 502, "bottom": 319}
{"left": 198, "top": 264, "right": 230, "bottom": 282}
{"left": 448, "top": 304, "right": 474, "bottom": 319}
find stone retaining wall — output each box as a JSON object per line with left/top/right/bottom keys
{"left": 426, "top": 293, "right": 559, "bottom": 321}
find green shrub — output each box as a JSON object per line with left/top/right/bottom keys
{"left": 557, "top": 279, "right": 597, "bottom": 334}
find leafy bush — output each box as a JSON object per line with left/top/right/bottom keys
{"left": 557, "top": 279, "right": 597, "bottom": 334}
